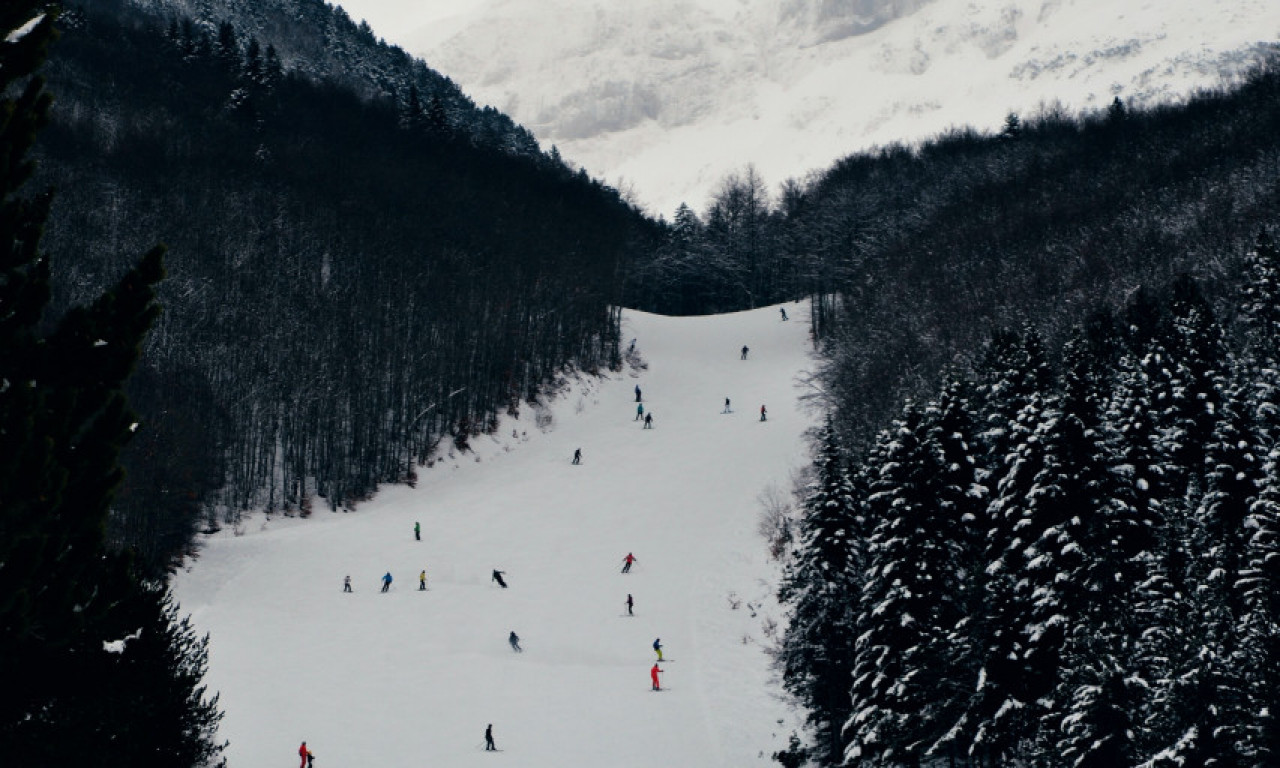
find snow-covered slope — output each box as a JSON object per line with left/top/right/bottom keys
{"left": 173, "top": 303, "right": 816, "bottom": 767}
{"left": 336, "top": 0, "right": 1277, "bottom": 216}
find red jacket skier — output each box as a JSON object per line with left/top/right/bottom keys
{"left": 299, "top": 741, "right": 309, "bottom": 768}
{"left": 651, "top": 663, "right": 663, "bottom": 690}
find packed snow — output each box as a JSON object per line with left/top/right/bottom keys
{"left": 173, "top": 302, "right": 816, "bottom": 767}
{"left": 335, "top": 0, "right": 1278, "bottom": 216}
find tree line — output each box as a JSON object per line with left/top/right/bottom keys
{"left": 777, "top": 234, "right": 1280, "bottom": 767}
{"left": 631, "top": 57, "right": 1280, "bottom": 452}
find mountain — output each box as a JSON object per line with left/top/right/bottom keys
{"left": 334, "top": 0, "right": 1279, "bottom": 215}
{"left": 172, "top": 302, "right": 815, "bottom": 767}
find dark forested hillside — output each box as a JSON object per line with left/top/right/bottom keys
{"left": 630, "top": 58, "right": 1280, "bottom": 448}
{"left": 36, "top": 0, "right": 654, "bottom": 574}
{"left": 778, "top": 249, "right": 1280, "bottom": 766}
{"left": 130, "top": 0, "right": 543, "bottom": 156}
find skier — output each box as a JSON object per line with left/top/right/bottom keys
{"left": 635, "top": 384, "right": 642, "bottom": 402}
{"left": 381, "top": 572, "right": 393, "bottom": 593}
{"left": 723, "top": 397, "right": 731, "bottom": 413}
{"left": 622, "top": 552, "right": 638, "bottom": 574}
{"left": 760, "top": 404, "right": 767, "bottom": 422}
{"left": 343, "top": 575, "right": 352, "bottom": 593}
{"left": 299, "top": 741, "right": 310, "bottom": 768}
{"left": 626, "top": 593, "right": 634, "bottom": 616}
{"left": 643, "top": 413, "right": 653, "bottom": 429}
{"left": 780, "top": 306, "right": 788, "bottom": 321}
{"left": 414, "top": 521, "right": 421, "bottom": 541}
{"left": 509, "top": 631, "right": 522, "bottom": 652}
{"left": 308, "top": 749, "right": 316, "bottom": 768}
{"left": 573, "top": 448, "right": 582, "bottom": 465}
{"left": 635, "top": 402, "right": 644, "bottom": 421}
{"left": 492, "top": 569, "right": 508, "bottom": 588}
{"left": 419, "top": 570, "right": 427, "bottom": 591}
{"left": 485, "top": 724, "right": 496, "bottom": 751}
{"left": 653, "top": 637, "right": 664, "bottom": 661}
{"left": 651, "top": 663, "right": 663, "bottom": 691}
{"left": 741, "top": 345, "right": 749, "bottom": 360}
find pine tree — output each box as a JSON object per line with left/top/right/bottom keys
{"left": 778, "top": 418, "right": 862, "bottom": 765}
{"left": 85, "top": 578, "right": 226, "bottom": 767}
{"left": 0, "top": 5, "right": 223, "bottom": 764}
{"left": 1240, "top": 230, "right": 1280, "bottom": 369}
{"left": 846, "top": 396, "right": 978, "bottom": 766}
{"left": 1238, "top": 447, "right": 1280, "bottom": 764}
{"left": 1239, "top": 230, "right": 1280, "bottom": 445}
{"left": 1161, "top": 277, "right": 1227, "bottom": 496}
{"left": 1059, "top": 650, "right": 1137, "bottom": 768}
{"left": 964, "top": 328, "right": 1057, "bottom": 764}
{"left": 1046, "top": 343, "right": 1146, "bottom": 767}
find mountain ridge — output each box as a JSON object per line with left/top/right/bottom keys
{"left": 335, "top": 0, "right": 1279, "bottom": 215}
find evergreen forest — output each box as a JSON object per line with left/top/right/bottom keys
{"left": 776, "top": 246, "right": 1280, "bottom": 765}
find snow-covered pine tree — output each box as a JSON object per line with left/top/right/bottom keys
{"left": 1160, "top": 277, "right": 1228, "bottom": 499}
{"left": 973, "top": 327, "right": 1056, "bottom": 475}
{"left": 1051, "top": 335, "right": 1149, "bottom": 767}
{"left": 963, "top": 329, "right": 1057, "bottom": 764}
{"left": 1239, "top": 230, "right": 1280, "bottom": 446}
{"left": 778, "top": 418, "right": 862, "bottom": 766}
{"left": 920, "top": 378, "right": 988, "bottom": 764}
{"left": 1238, "top": 446, "right": 1280, "bottom": 764}
{"left": 1195, "top": 379, "right": 1260, "bottom": 642}
{"left": 1240, "top": 230, "right": 1280, "bottom": 370}
{"left": 846, "top": 396, "right": 978, "bottom": 766}
{"left": 1122, "top": 292, "right": 1247, "bottom": 766}
{"left": 1058, "top": 649, "right": 1138, "bottom": 768}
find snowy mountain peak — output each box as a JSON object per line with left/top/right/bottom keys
{"left": 339, "top": 0, "right": 1275, "bottom": 215}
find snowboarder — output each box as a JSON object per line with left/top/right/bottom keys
{"left": 509, "top": 631, "right": 522, "bottom": 652}
{"left": 626, "top": 593, "right": 634, "bottom": 616}
{"left": 780, "top": 306, "right": 788, "bottom": 321}
{"left": 635, "top": 384, "right": 642, "bottom": 402}
{"left": 485, "top": 724, "right": 496, "bottom": 751}
{"left": 381, "top": 572, "right": 393, "bottom": 592}
{"left": 651, "top": 663, "right": 663, "bottom": 691}
{"left": 492, "top": 569, "right": 508, "bottom": 588}
{"left": 653, "top": 637, "right": 664, "bottom": 661}
{"left": 622, "top": 552, "right": 638, "bottom": 574}
{"left": 419, "top": 570, "right": 427, "bottom": 591}
{"left": 414, "top": 521, "right": 421, "bottom": 541}
{"left": 343, "top": 575, "right": 352, "bottom": 593}
{"left": 635, "top": 402, "right": 644, "bottom": 421}
{"left": 573, "top": 448, "right": 582, "bottom": 465}
{"left": 741, "top": 345, "right": 749, "bottom": 360}
{"left": 299, "top": 741, "right": 310, "bottom": 768}
{"left": 760, "top": 404, "right": 767, "bottom": 422}
{"left": 643, "top": 413, "right": 653, "bottom": 429}
{"left": 723, "top": 397, "right": 731, "bottom": 413}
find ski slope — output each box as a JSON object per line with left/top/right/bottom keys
{"left": 172, "top": 302, "right": 817, "bottom": 767}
